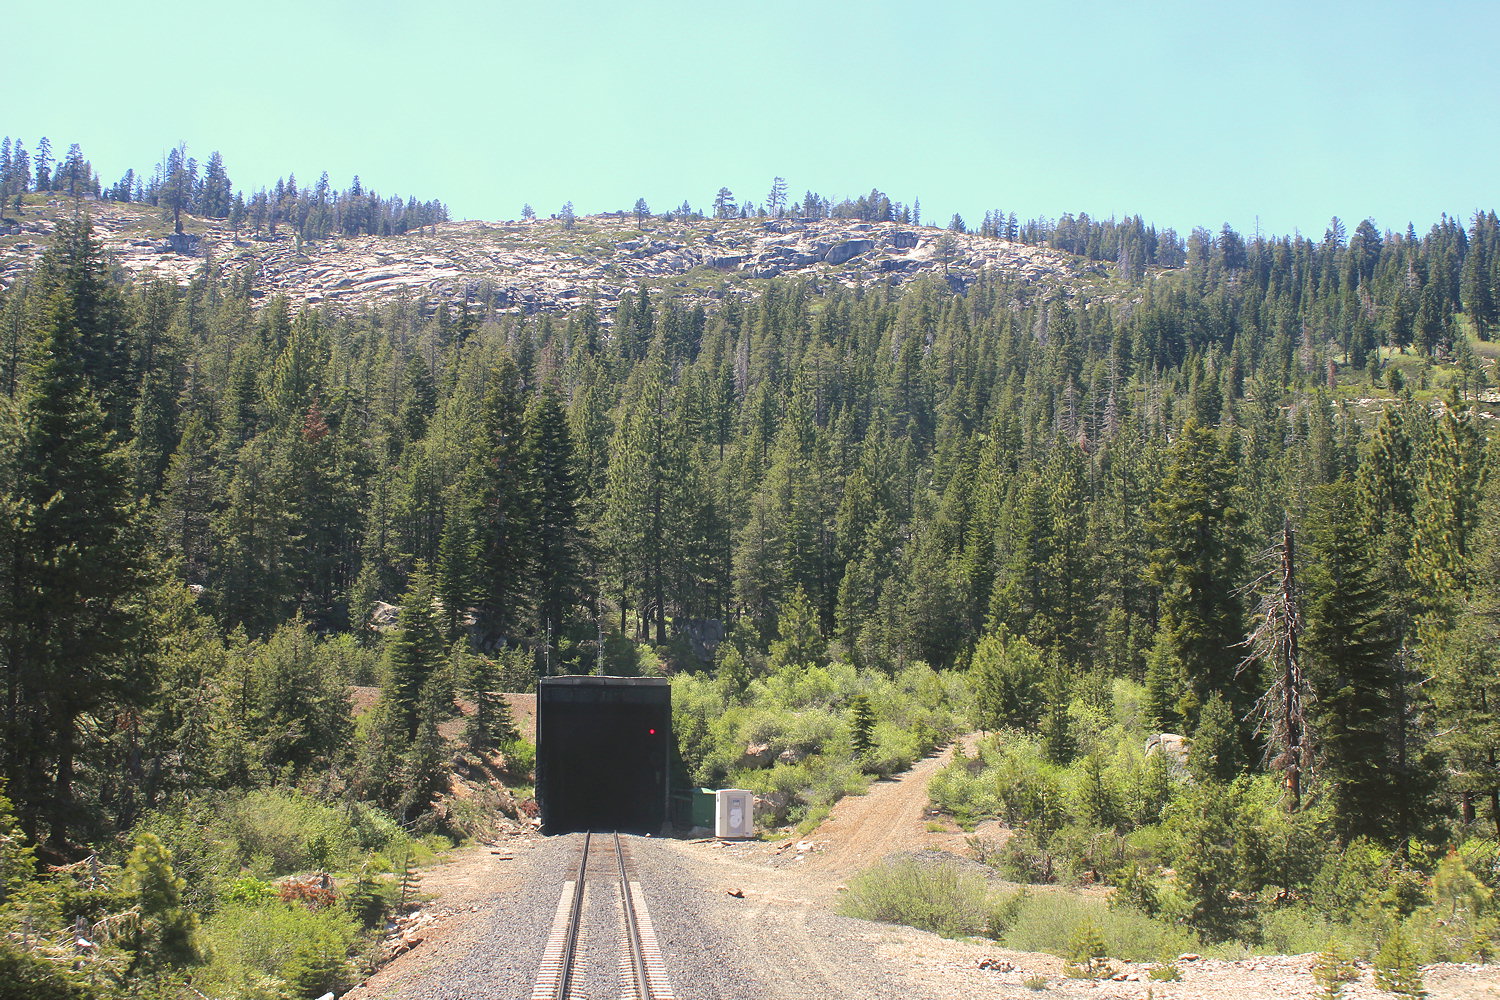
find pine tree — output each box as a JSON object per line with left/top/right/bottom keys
{"left": 849, "top": 694, "right": 875, "bottom": 762}
{"left": 1408, "top": 396, "right": 1486, "bottom": 624}
{"left": 525, "top": 389, "right": 587, "bottom": 656}
{"left": 1188, "top": 692, "right": 1244, "bottom": 784}
{"left": 1373, "top": 925, "right": 1427, "bottom": 997}
{"left": 1429, "top": 463, "right": 1500, "bottom": 835}
{"left": 1240, "top": 516, "right": 1310, "bottom": 809}
{"left": 1144, "top": 419, "right": 1247, "bottom": 733}
{"left": 1303, "top": 482, "right": 1405, "bottom": 843}
{"left": 475, "top": 356, "right": 534, "bottom": 643}
{"left": 120, "top": 833, "right": 201, "bottom": 973}
{"left": 0, "top": 286, "right": 153, "bottom": 845}
{"left": 1311, "top": 939, "right": 1360, "bottom": 1000}
{"left": 32, "top": 213, "right": 134, "bottom": 432}
{"left": 462, "top": 648, "right": 518, "bottom": 750}
{"left": 713, "top": 187, "right": 736, "bottom": 219}
{"left": 386, "top": 565, "right": 446, "bottom": 741}
{"left": 970, "top": 627, "right": 1046, "bottom": 732}
{"left": 1042, "top": 660, "right": 1076, "bottom": 765}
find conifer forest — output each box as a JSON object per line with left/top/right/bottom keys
{"left": 1, "top": 138, "right": 1499, "bottom": 995}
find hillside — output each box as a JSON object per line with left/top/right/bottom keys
{"left": 0, "top": 194, "right": 1096, "bottom": 314}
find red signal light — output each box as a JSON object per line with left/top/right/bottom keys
{"left": 648, "top": 728, "right": 657, "bottom": 735}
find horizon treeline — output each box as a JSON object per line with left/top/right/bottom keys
{"left": 0, "top": 197, "right": 1498, "bottom": 857}
{"left": 0, "top": 134, "right": 449, "bottom": 239}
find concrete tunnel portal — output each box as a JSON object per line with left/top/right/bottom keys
{"left": 535, "top": 676, "right": 672, "bottom": 835}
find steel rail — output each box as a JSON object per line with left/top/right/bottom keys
{"left": 614, "top": 832, "right": 653, "bottom": 1000}
{"left": 555, "top": 830, "right": 591, "bottom": 1000}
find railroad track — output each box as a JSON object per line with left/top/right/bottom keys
{"left": 530, "top": 832, "right": 676, "bottom": 1000}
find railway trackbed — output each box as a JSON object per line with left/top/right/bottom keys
{"left": 530, "top": 832, "right": 677, "bottom": 1000}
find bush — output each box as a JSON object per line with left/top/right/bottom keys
{"left": 501, "top": 738, "right": 536, "bottom": 779}
{"left": 0, "top": 937, "right": 94, "bottom": 1000}
{"left": 1063, "top": 920, "right": 1111, "bottom": 978}
{"left": 838, "top": 859, "right": 990, "bottom": 937}
{"left": 1373, "top": 924, "right": 1426, "bottom": 998}
{"left": 200, "top": 902, "right": 359, "bottom": 998}
{"left": 1000, "top": 891, "right": 1205, "bottom": 963}
{"left": 737, "top": 755, "right": 866, "bottom": 827}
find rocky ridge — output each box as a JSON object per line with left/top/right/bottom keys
{"left": 0, "top": 198, "right": 1099, "bottom": 316}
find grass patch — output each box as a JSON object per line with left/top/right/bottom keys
{"left": 838, "top": 858, "right": 990, "bottom": 937}
{"left": 998, "top": 891, "right": 1210, "bottom": 963}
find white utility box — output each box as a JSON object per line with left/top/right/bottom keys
{"left": 715, "top": 788, "right": 754, "bottom": 839}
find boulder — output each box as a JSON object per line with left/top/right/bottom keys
{"left": 824, "top": 239, "right": 875, "bottom": 265}
{"left": 1146, "top": 733, "right": 1190, "bottom": 770}
{"left": 742, "top": 742, "right": 776, "bottom": 767}
{"left": 776, "top": 745, "right": 809, "bottom": 765}
{"left": 885, "top": 231, "right": 920, "bottom": 250}
{"left": 369, "top": 601, "right": 400, "bottom": 631}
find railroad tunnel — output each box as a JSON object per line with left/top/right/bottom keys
{"left": 535, "top": 676, "right": 672, "bottom": 834}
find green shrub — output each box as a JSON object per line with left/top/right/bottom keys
{"left": 223, "top": 876, "right": 277, "bottom": 906}
{"left": 501, "top": 738, "right": 536, "bottom": 779}
{"left": 1063, "top": 920, "right": 1111, "bottom": 978}
{"left": 1257, "top": 905, "right": 1348, "bottom": 957}
{"left": 929, "top": 754, "right": 1001, "bottom": 828}
{"left": 200, "top": 902, "right": 359, "bottom": 998}
{"left": 1000, "top": 891, "right": 1205, "bottom": 963}
{"left": 985, "top": 889, "right": 1028, "bottom": 939}
{"left": 0, "top": 937, "right": 94, "bottom": 1000}
{"left": 996, "top": 829, "right": 1059, "bottom": 884}
{"left": 1373, "top": 924, "right": 1426, "bottom": 998}
{"left": 838, "top": 859, "right": 989, "bottom": 938}
{"left": 1311, "top": 939, "right": 1360, "bottom": 1000}
{"left": 737, "top": 755, "right": 865, "bottom": 828}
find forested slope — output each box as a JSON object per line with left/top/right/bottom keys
{"left": 1, "top": 179, "right": 1500, "bottom": 992}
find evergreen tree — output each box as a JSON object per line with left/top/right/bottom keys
{"left": 970, "top": 627, "right": 1046, "bottom": 732}
{"left": 525, "top": 389, "right": 587, "bottom": 655}
{"left": 386, "top": 565, "right": 446, "bottom": 741}
{"left": 475, "top": 356, "right": 534, "bottom": 643}
{"left": 1144, "top": 419, "right": 1247, "bottom": 733}
{"left": 1302, "top": 482, "right": 1406, "bottom": 843}
{"left": 0, "top": 286, "right": 153, "bottom": 845}
{"left": 462, "top": 648, "right": 518, "bottom": 750}
{"left": 848, "top": 694, "right": 875, "bottom": 761}
{"left": 120, "top": 832, "right": 201, "bottom": 974}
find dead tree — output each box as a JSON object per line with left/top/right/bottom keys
{"left": 1239, "top": 515, "right": 1312, "bottom": 810}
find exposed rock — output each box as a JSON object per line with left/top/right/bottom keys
{"left": 1146, "top": 733, "right": 1190, "bottom": 770}
{"left": 743, "top": 742, "right": 776, "bottom": 767}
{"left": 823, "top": 239, "right": 875, "bottom": 265}
{"left": 776, "top": 746, "right": 810, "bottom": 765}
{"left": 0, "top": 200, "right": 1096, "bottom": 320}
{"left": 369, "top": 601, "right": 400, "bottom": 631}
{"left": 164, "top": 232, "right": 200, "bottom": 255}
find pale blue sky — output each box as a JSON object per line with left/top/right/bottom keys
{"left": 4, "top": 1, "right": 1495, "bottom": 237}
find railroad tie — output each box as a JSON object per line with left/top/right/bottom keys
{"left": 627, "top": 882, "right": 677, "bottom": 1000}
{"left": 530, "top": 880, "right": 579, "bottom": 1000}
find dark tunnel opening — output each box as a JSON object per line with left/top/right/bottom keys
{"left": 535, "top": 676, "right": 671, "bottom": 834}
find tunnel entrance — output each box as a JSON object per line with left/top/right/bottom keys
{"left": 535, "top": 676, "right": 672, "bottom": 834}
